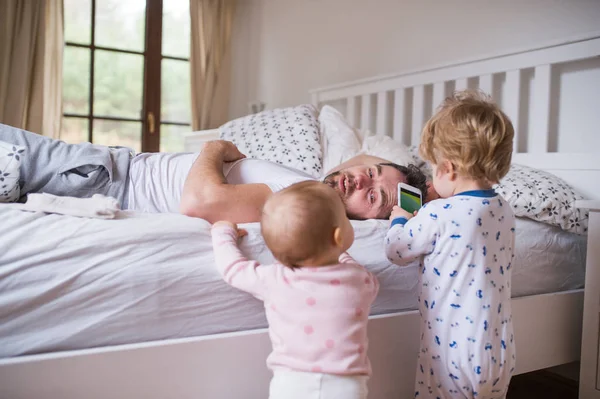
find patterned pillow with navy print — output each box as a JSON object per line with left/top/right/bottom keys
{"left": 0, "top": 140, "right": 25, "bottom": 203}
{"left": 494, "top": 163, "right": 588, "bottom": 235}
{"left": 407, "top": 144, "right": 432, "bottom": 179}
{"left": 219, "top": 105, "right": 323, "bottom": 178}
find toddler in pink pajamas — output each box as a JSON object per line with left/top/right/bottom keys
{"left": 211, "top": 180, "right": 379, "bottom": 399}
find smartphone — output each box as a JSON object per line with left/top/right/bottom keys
{"left": 398, "top": 183, "right": 423, "bottom": 214}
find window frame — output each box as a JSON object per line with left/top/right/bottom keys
{"left": 63, "top": 0, "right": 191, "bottom": 152}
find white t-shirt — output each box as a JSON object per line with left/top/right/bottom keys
{"left": 126, "top": 153, "right": 314, "bottom": 213}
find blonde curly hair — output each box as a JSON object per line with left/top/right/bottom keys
{"left": 419, "top": 90, "right": 514, "bottom": 184}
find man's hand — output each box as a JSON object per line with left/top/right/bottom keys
{"left": 202, "top": 140, "right": 246, "bottom": 163}
{"left": 389, "top": 205, "right": 416, "bottom": 222}
{"left": 212, "top": 220, "right": 248, "bottom": 238}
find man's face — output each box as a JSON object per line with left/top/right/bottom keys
{"left": 323, "top": 164, "right": 405, "bottom": 220}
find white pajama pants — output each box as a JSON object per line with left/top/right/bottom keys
{"left": 269, "top": 370, "right": 368, "bottom": 399}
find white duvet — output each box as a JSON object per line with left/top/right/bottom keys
{"left": 0, "top": 206, "right": 586, "bottom": 357}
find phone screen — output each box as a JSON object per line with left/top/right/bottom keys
{"left": 400, "top": 188, "right": 422, "bottom": 214}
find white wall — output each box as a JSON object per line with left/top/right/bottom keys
{"left": 229, "top": 0, "right": 600, "bottom": 119}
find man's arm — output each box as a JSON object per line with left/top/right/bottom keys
{"left": 180, "top": 140, "right": 272, "bottom": 224}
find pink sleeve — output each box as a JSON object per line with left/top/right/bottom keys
{"left": 370, "top": 272, "right": 380, "bottom": 302}
{"left": 211, "top": 225, "right": 278, "bottom": 301}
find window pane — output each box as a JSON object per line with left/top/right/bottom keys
{"left": 63, "top": 46, "right": 90, "bottom": 115}
{"left": 64, "top": 0, "right": 91, "bottom": 45}
{"left": 94, "top": 50, "right": 144, "bottom": 119}
{"left": 95, "top": 0, "right": 146, "bottom": 52}
{"left": 162, "top": 0, "right": 190, "bottom": 58}
{"left": 160, "top": 124, "right": 190, "bottom": 152}
{"left": 161, "top": 59, "right": 191, "bottom": 123}
{"left": 61, "top": 117, "right": 89, "bottom": 144}
{"left": 93, "top": 119, "right": 141, "bottom": 153}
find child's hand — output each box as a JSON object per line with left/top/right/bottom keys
{"left": 212, "top": 221, "right": 248, "bottom": 238}
{"left": 389, "top": 205, "right": 415, "bottom": 222}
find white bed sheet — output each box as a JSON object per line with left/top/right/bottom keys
{"left": 0, "top": 207, "right": 586, "bottom": 358}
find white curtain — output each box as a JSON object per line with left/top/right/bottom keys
{"left": 0, "top": 0, "right": 63, "bottom": 138}
{"left": 189, "top": 0, "right": 236, "bottom": 131}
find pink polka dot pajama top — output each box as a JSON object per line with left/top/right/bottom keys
{"left": 211, "top": 224, "right": 379, "bottom": 376}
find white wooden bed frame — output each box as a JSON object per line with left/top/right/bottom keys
{"left": 1, "top": 33, "right": 599, "bottom": 399}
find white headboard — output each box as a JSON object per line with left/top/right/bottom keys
{"left": 310, "top": 33, "right": 600, "bottom": 200}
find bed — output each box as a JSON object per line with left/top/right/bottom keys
{"left": 0, "top": 210, "right": 586, "bottom": 358}
{"left": 0, "top": 33, "right": 599, "bottom": 399}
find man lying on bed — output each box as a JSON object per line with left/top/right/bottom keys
{"left": 0, "top": 123, "right": 435, "bottom": 223}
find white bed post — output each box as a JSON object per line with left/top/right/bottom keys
{"left": 578, "top": 202, "right": 600, "bottom": 399}
{"left": 411, "top": 85, "right": 425, "bottom": 146}
{"left": 361, "top": 94, "right": 372, "bottom": 132}
{"left": 393, "top": 89, "right": 406, "bottom": 143}
{"left": 479, "top": 74, "right": 493, "bottom": 96}
{"left": 376, "top": 92, "right": 388, "bottom": 136}
{"left": 432, "top": 82, "right": 445, "bottom": 112}
{"left": 346, "top": 96, "right": 357, "bottom": 128}
{"left": 504, "top": 70, "right": 522, "bottom": 153}
{"left": 455, "top": 77, "right": 468, "bottom": 91}
{"left": 530, "top": 64, "right": 552, "bottom": 153}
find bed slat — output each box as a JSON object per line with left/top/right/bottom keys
{"left": 432, "top": 82, "right": 445, "bottom": 112}
{"left": 530, "top": 64, "right": 551, "bottom": 153}
{"left": 393, "top": 89, "right": 406, "bottom": 143}
{"left": 504, "top": 70, "right": 521, "bottom": 153}
{"left": 479, "top": 74, "right": 493, "bottom": 95}
{"left": 411, "top": 85, "right": 425, "bottom": 145}
{"left": 455, "top": 78, "right": 468, "bottom": 91}
{"left": 346, "top": 96, "right": 356, "bottom": 127}
{"left": 376, "top": 92, "right": 388, "bottom": 136}
{"left": 361, "top": 94, "right": 372, "bottom": 132}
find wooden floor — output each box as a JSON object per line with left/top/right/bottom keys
{"left": 507, "top": 365, "right": 579, "bottom": 399}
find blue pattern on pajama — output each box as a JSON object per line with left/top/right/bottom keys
{"left": 385, "top": 190, "right": 516, "bottom": 399}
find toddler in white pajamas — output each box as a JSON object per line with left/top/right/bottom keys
{"left": 385, "top": 90, "right": 516, "bottom": 399}
{"left": 211, "top": 181, "right": 379, "bottom": 399}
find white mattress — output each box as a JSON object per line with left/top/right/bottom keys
{"left": 0, "top": 207, "right": 586, "bottom": 358}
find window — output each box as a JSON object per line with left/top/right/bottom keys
{"left": 62, "top": 0, "right": 191, "bottom": 153}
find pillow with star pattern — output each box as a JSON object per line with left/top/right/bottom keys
{"left": 218, "top": 105, "right": 322, "bottom": 178}
{"left": 494, "top": 163, "right": 588, "bottom": 235}
{"left": 0, "top": 140, "right": 25, "bottom": 203}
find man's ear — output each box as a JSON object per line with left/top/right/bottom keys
{"left": 333, "top": 227, "right": 344, "bottom": 248}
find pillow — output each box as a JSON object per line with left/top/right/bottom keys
{"left": 319, "top": 105, "right": 362, "bottom": 173}
{"left": 317, "top": 105, "right": 428, "bottom": 174}
{"left": 360, "top": 131, "right": 423, "bottom": 168}
{"left": 494, "top": 164, "right": 589, "bottom": 235}
{"left": 407, "top": 144, "right": 432, "bottom": 179}
{"left": 0, "top": 140, "right": 24, "bottom": 203}
{"left": 219, "top": 105, "right": 323, "bottom": 178}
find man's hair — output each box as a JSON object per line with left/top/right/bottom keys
{"left": 261, "top": 181, "right": 341, "bottom": 267}
{"left": 419, "top": 90, "right": 514, "bottom": 183}
{"left": 379, "top": 162, "right": 429, "bottom": 203}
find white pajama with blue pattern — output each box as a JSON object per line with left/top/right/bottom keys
{"left": 385, "top": 190, "right": 516, "bottom": 399}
